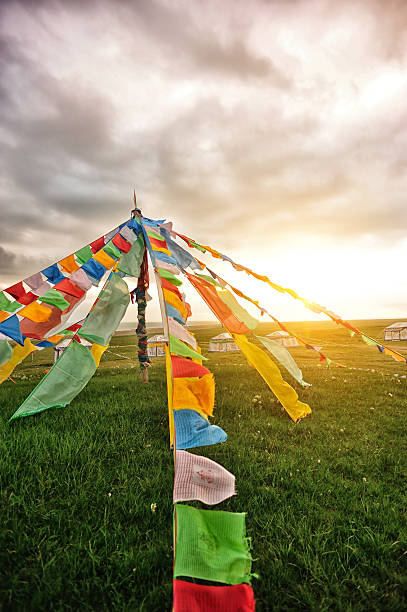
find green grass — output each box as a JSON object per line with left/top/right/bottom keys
{"left": 0, "top": 319, "right": 406, "bottom": 610}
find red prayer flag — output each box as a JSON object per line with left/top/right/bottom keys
{"left": 90, "top": 236, "right": 105, "bottom": 253}
{"left": 54, "top": 278, "right": 85, "bottom": 299}
{"left": 5, "top": 281, "right": 26, "bottom": 300}
{"left": 149, "top": 236, "right": 167, "bottom": 249}
{"left": 161, "top": 278, "right": 183, "bottom": 300}
{"left": 173, "top": 580, "right": 255, "bottom": 612}
{"left": 171, "top": 355, "right": 210, "bottom": 378}
{"left": 18, "top": 291, "right": 38, "bottom": 306}
{"left": 112, "top": 234, "right": 131, "bottom": 253}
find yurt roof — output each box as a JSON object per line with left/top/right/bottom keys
{"left": 384, "top": 322, "right": 407, "bottom": 330}
{"left": 211, "top": 332, "right": 233, "bottom": 341}
{"left": 268, "top": 330, "right": 289, "bottom": 338}
{"left": 148, "top": 334, "right": 166, "bottom": 344}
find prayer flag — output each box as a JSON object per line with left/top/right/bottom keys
{"left": 0, "top": 339, "right": 12, "bottom": 367}
{"left": 112, "top": 233, "right": 131, "bottom": 253}
{"left": 90, "top": 343, "right": 107, "bottom": 366}
{"left": 53, "top": 279, "right": 85, "bottom": 299}
{"left": 173, "top": 374, "right": 215, "bottom": 417}
{"left": 19, "top": 302, "right": 52, "bottom": 323}
{"left": 256, "top": 335, "right": 311, "bottom": 387}
{"left": 157, "top": 261, "right": 180, "bottom": 275}
{"left": 119, "top": 225, "right": 137, "bottom": 244}
{"left": 9, "top": 341, "right": 97, "bottom": 420}
{"left": 233, "top": 334, "right": 311, "bottom": 423}
{"left": 78, "top": 273, "right": 130, "bottom": 345}
{"left": 173, "top": 450, "right": 235, "bottom": 505}
{"left": 173, "top": 580, "right": 255, "bottom": 612}
{"left": 169, "top": 334, "right": 208, "bottom": 361}
{"left": 166, "top": 303, "right": 185, "bottom": 326}
{"left": 174, "top": 409, "right": 227, "bottom": 450}
{"left": 104, "top": 242, "right": 122, "bottom": 259}
{"left": 24, "top": 272, "right": 44, "bottom": 290}
{"left": 69, "top": 268, "right": 92, "bottom": 291}
{"left": 0, "top": 338, "right": 36, "bottom": 384}
{"left": 81, "top": 258, "right": 107, "bottom": 282}
{"left": 187, "top": 274, "right": 250, "bottom": 335}
{"left": 173, "top": 504, "right": 253, "bottom": 584}
{"left": 58, "top": 254, "right": 79, "bottom": 274}
{"left": 17, "top": 292, "right": 38, "bottom": 306}
{"left": 168, "top": 317, "right": 197, "bottom": 349}
{"left": 92, "top": 249, "right": 117, "bottom": 269}
{"left": 117, "top": 233, "right": 145, "bottom": 277}
{"left": 0, "top": 292, "right": 21, "bottom": 313}
{"left": 216, "top": 288, "right": 258, "bottom": 331}
{"left": 161, "top": 278, "right": 183, "bottom": 300}
{"left": 0, "top": 315, "right": 24, "bottom": 345}
{"left": 41, "top": 264, "right": 65, "bottom": 284}
{"left": 75, "top": 245, "right": 93, "bottom": 265}
{"left": 163, "top": 289, "right": 188, "bottom": 320}
{"left": 90, "top": 236, "right": 105, "bottom": 253}
{"left": 171, "top": 356, "right": 211, "bottom": 378}
{"left": 4, "top": 282, "right": 26, "bottom": 300}
{"left": 158, "top": 267, "right": 182, "bottom": 285}
{"left": 38, "top": 290, "right": 70, "bottom": 311}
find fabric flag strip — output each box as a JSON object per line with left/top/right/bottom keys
{"left": 173, "top": 580, "right": 255, "bottom": 612}
{"left": 9, "top": 341, "right": 97, "bottom": 420}
{"left": 173, "top": 504, "right": 253, "bottom": 585}
{"left": 176, "top": 230, "right": 407, "bottom": 365}
{"left": 168, "top": 317, "right": 197, "bottom": 350}
{"left": 169, "top": 334, "right": 208, "bottom": 361}
{"left": 171, "top": 356, "right": 211, "bottom": 379}
{"left": 174, "top": 410, "right": 227, "bottom": 450}
{"left": 256, "top": 335, "right": 311, "bottom": 387}
{"left": 233, "top": 334, "right": 311, "bottom": 423}
{"left": 173, "top": 374, "right": 215, "bottom": 418}
{"left": 0, "top": 338, "right": 37, "bottom": 384}
{"left": 0, "top": 339, "right": 13, "bottom": 367}
{"left": 173, "top": 450, "right": 236, "bottom": 505}
{"left": 186, "top": 273, "right": 251, "bottom": 335}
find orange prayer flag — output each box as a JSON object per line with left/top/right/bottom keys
{"left": 58, "top": 254, "right": 79, "bottom": 274}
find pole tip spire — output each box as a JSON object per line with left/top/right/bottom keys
{"left": 131, "top": 189, "right": 142, "bottom": 218}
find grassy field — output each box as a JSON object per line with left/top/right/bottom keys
{"left": 0, "top": 319, "right": 406, "bottom": 611}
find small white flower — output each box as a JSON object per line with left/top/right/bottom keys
{"left": 108, "top": 492, "right": 112, "bottom": 498}
{"left": 150, "top": 503, "right": 157, "bottom": 513}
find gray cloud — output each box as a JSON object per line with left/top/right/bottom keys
{"left": 0, "top": 0, "right": 407, "bottom": 293}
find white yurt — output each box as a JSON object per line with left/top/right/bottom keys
{"left": 384, "top": 322, "right": 407, "bottom": 341}
{"left": 208, "top": 332, "right": 239, "bottom": 352}
{"left": 53, "top": 337, "right": 92, "bottom": 363}
{"left": 147, "top": 334, "right": 166, "bottom": 357}
{"left": 266, "top": 330, "right": 300, "bottom": 348}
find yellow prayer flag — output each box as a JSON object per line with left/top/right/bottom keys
{"left": 0, "top": 311, "right": 9, "bottom": 323}
{"left": 0, "top": 338, "right": 37, "bottom": 384}
{"left": 163, "top": 288, "right": 188, "bottom": 320}
{"left": 165, "top": 344, "right": 175, "bottom": 447}
{"left": 90, "top": 342, "right": 108, "bottom": 366}
{"left": 92, "top": 249, "right": 116, "bottom": 269}
{"left": 173, "top": 373, "right": 215, "bottom": 418}
{"left": 58, "top": 254, "right": 79, "bottom": 274}
{"left": 233, "top": 334, "right": 311, "bottom": 423}
{"left": 152, "top": 246, "right": 172, "bottom": 257}
{"left": 19, "top": 301, "right": 52, "bottom": 323}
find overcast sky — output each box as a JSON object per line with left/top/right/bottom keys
{"left": 1, "top": 0, "right": 406, "bottom": 324}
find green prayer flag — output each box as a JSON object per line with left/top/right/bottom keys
{"left": 0, "top": 292, "right": 21, "bottom": 312}
{"left": 75, "top": 245, "right": 93, "bottom": 265}
{"left": 38, "top": 289, "right": 70, "bottom": 311}
{"left": 362, "top": 335, "right": 377, "bottom": 347}
{"left": 117, "top": 233, "right": 145, "bottom": 277}
{"left": 104, "top": 241, "right": 121, "bottom": 259}
{"left": 256, "top": 335, "right": 311, "bottom": 387}
{"left": 190, "top": 240, "right": 206, "bottom": 253}
{"left": 146, "top": 228, "right": 164, "bottom": 241}
{"left": 0, "top": 339, "right": 12, "bottom": 367}
{"left": 216, "top": 289, "right": 258, "bottom": 331}
{"left": 158, "top": 268, "right": 183, "bottom": 286}
{"left": 9, "top": 341, "right": 96, "bottom": 420}
{"left": 78, "top": 273, "right": 130, "bottom": 345}
{"left": 169, "top": 334, "right": 207, "bottom": 361}
{"left": 173, "top": 504, "right": 253, "bottom": 585}
{"left": 195, "top": 273, "right": 221, "bottom": 288}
